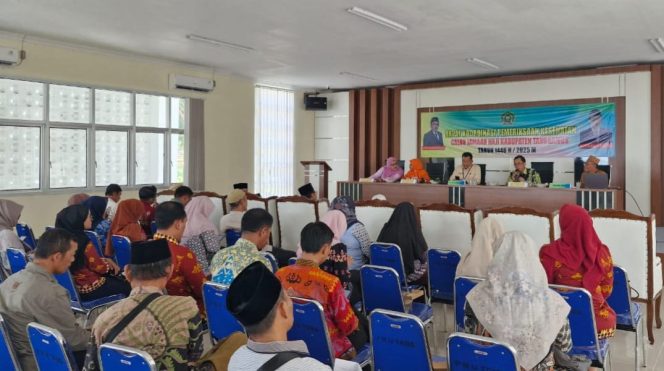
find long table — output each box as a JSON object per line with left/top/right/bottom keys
{"left": 337, "top": 181, "right": 624, "bottom": 213}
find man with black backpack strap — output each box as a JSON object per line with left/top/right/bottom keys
{"left": 227, "top": 261, "right": 361, "bottom": 371}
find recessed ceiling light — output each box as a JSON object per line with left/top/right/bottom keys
{"left": 346, "top": 7, "right": 408, "bottom": 32}
{"left": 648, "top": 38, "right": 664, "bottom": 53}
{"left": 186, "top": 34, "right": 255, "bottom": 52}
{"left": 339, "top": 71, "right": 377, "bottom": 81}
{"left": 465, "top": 57, "right": 500, "bottom": 70}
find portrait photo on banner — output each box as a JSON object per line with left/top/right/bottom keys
{"left": 419, "top": 102, "right": 616, "bottom": 159}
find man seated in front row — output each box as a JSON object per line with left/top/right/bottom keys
{"left": 276, "top": 222, "right": 368, "bottom": 360}
{"left": 0, "top": 229, "right": 89, "bottom": 370}
{"left": 228, "top": 261, "right": 359, "bottom": 370}
{"left": 153, "top": 201, "right": 207, "bottom": 313}
{"left": 298, "top": 183, "right": 318, "bottom": 201}
{"left": 219, "top": 189, "right": 248, "bottom": 241}
{"left": 210, "top": 208, "right": 273, "bottom": 285}
{"left": 91, "top": 239, "right": 204, "bottom": 370}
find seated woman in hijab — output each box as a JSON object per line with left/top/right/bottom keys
{"left": 0, "top": 199, "right": 24, "bottom": 278}
{"left": 81, "top": 196, "right": 111, "bottom": 248}
{"left": 540, "top": 204, "right": 616, "bottom": 340}
{"left": 105, "top": 199, "right": 146, "bottom": 257}
{"left": 377, "top": 202, "right": 428, "bottom": 283}
{"left": 56, "top": 205, "right": 130, "bottom": 300}
{"left": 331, "top": 196, "right": 372, "bottom": 271}
{"left": 455, "top": 216, "right": 505, "bottom": 278}
{"left": 369, "top": 157, "right": 403, "bottom": 183}
{"left": 182, "top": 196, "right": 223, "bottom": 275}
{"left": 465, "top": 231, "right": 573, "bottom": 371}
{"left": 403, "top": 159, "right": 431, "bottom": 183}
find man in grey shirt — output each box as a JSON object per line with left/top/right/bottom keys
{"left": 0, "top": 228, "right": 89, "bottom": 370}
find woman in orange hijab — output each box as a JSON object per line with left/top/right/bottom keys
{"left": 105, "top": 199, "right": 147, "bottom": 256}
{"left": 403, "top": 159, "right": 431, "bottom": 183}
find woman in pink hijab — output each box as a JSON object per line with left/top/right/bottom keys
{"left": 369, "top": 157, "right": 403, "bottom": 182}
{"left": 319, "top": 210, "right": 352, "bottom": 289}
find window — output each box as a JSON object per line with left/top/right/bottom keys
{"left": 0, "top": 77, "right": 188, "bottom": 192}
{"left": 254, "top": 86, "right": 294, "bottom": 196}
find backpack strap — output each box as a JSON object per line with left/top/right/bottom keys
{"left": 256, "top": 351, "right": 307, "bottom": 371}
{"left": 103, "top": 293, "right": 161, "bottom": 343}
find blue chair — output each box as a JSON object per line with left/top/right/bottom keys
{"left": 6, "top": 248, "right": 27, "bottom": 274}
{"left": 287, "top": 297, "right": 372, "bottom": 368}
{"left": 0, "top": 314, "right": 20, "bottom": 371}
{"left": 111, "top": 235, "right": 132, "bottom": 270}
{"left": 288, "top": 257, "right": 297, "bottom": 265}
{"left": 370, "top": 242, "right": 411, "bottom": 289}
{"left": 150, "top": 220, "right": 157, "bottom": 235}
{"left": 99, "top": 343, "right": 157, "bottom": 371}
{"left": 370, "top": 309, "right": 445, "bottom": 371}
{"left": 54, "top": 271, "right": 125, "bottom": 326}
{"left": 27, "top": 322, "right": 77, "bottom": 371}
{"left": 203, "top": 282, "right": 244, "bottom": 343}
{"left": 15, "top": 223, "right": 37, "bottom": 251}
{"left": 550, "top": 284, "right": 610, "bottom": 368}
{"left": 225, "top": 229, "right": 241, "bottom": 246}
{"left": 606, "top": 266, "right": 645, "bottom": 368}
{"left": 428, "top": 249, "right": 461, "bottom": 304}
{"left": 84, "top": 230, "right": 106, "bottom": 258}
{"left": 453, "top": 276, "right": 482, "bottom": 331}
{"left": 447, "top": 332, "right": 518, "bottom": 371}
{"left": 261, "top": 252, "right": 278, "bottom": 273}
{"left": 360, "top": 265, "right": 433, "bottom": 323}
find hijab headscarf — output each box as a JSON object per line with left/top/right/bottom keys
{"left": 377, "top": 202, "right": 428, "bottom": 275}
{"left": 183, "top": 196, "right": 218, "bottom": 240}
{"left": 466, "top": 231, "right": 570, "bottom": 370}
{"left": 55, "top": 204, "right": 90, "bottom": 271}
{"left": 81, "top": 196, "right": 108, "bottom": 230}
{"left": 106, "top": 199, "right": 145, "bottom": 256}
{"left": 381, "top": 157, "right": 403, "bottom": 179}
{"left": 456, "top": 216, "right": 505, "bottom": 278}
{"left": 404, "top": 159, "right": 431, "bottom": 182}
{"left": 320, "top": 210, "right": 347, "bottom": 246}
{"left": 331, "top": 196, "right": 361, "bottom": 228}
{"left": 67, "top": 193, "right": 90, "bottom": 206}
{"left": 0, "top": 199, "right": 23, "bottom": 231}
{"left": 540, "top": 204, "right": 612, "bottom": 294}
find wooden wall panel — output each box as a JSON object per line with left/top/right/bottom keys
{"left": 349, "top": 88, "right": 401, "bottom": 179}
{"left": 651, "top": 66, "right": 663, "bottom": 224}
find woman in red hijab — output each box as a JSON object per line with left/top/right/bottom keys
{"left": 105, "top": 199, "right": 147, "bottom": 257}
{"left": 540, "top": 204, "right": 616, "bottom": 339}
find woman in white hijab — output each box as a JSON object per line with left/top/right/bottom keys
{"left": 456, "top": 216, "right": 505, "bottom": 278}
{"left": 465, "top": 231, "right": 572, "bottom": 371}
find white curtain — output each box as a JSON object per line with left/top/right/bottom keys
{"left": 254, "top": 86, "right": 294, "bottom": 197}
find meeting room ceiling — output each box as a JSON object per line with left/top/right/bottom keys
{"left": 1, "top": 0, "right": 664, "bottom": 89}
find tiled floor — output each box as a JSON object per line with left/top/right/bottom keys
{"left": 429, "top": 303, "right": 664, "bottom": 370}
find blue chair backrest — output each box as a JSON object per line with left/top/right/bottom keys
{"left": 428, "top": 249, "right": 461, "bottom": 302}
{"left": 99, "top": 343, "right": 157, "bottom": 371}
{"left": 261, "top": 252, "right": 278, "bottom": 273}
{"left": 370, "top": 309, "right": 432, "bottom": 371}
{"left": 606, "top": 266, "right": 632, "bottom": 323}
{"left": 54, "top": 271, "right": 82, "bottom": 303}
{"left": 27, "top": 322, "right": 77, "bottom": 371}
{"left": 84, "top": 230, "right": 105, "bottom": 257}
{"left": 226, "top": 229, "right": 241, "bottom": 246}
{"left": 447, "top": 332, "right": 519, "bottom": 371}
{"left": 454, "top": 276, "right": 482, "bottom": 331}
{"left": 150, "top": 220, "right": 157, "bottom": 235}
{"left": 288, "top": 257, "right": 297, "bottom": 265}
{"left": 203, "top": 282, "right": 244, "bottom": 343}
{"left": 287, "top": 298, "right": 334, "bottom": 367}
{"left": 370, "top": 243, "right": 408, "bottom": 287}
{"left": 0, "top": 314, "right": 19, "bottom": 371}
{"left": 112, "top": 235, "right": 132, "bottom": 270}
{"left": 361, "top": 265, "right": 405, "bottom": 314}
{"left": 550, "top": 285, "right": 599, "bottom": 349}
{"left": 15, "top": 223, "right": 36, "bottom": 250}
{"left": 6, "top": 248, "right": 27, "bottom": 274}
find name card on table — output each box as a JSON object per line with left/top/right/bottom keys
{"left": 549, "top": 183, "right": 573, "bottom": 189}
{"left": 447, "top": 179, "right": 466, "bottom": 186}
{"left": 507, "top": 181, "right": 528, "bottom": 188}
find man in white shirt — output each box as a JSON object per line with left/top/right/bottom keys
{"left": 227, "top": 261, "right": 360, "bottom": 371}
{"left": 219, "top": 190, "right": 247, "bottom": 245}
{"left": 451, "top": 152, "right": 482, "bottom": 184}
{"left": 105, "top": 183, "right": 122, "bottom": 221}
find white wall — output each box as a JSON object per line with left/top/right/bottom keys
{"left": 314, "top": 92, "right": 350, "bottom": 199}
{"left": 401, "top": 72, "right": 651, "bottom": 214}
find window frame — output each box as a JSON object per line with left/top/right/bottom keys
{"left": 0, "top": 76, "right": 188, "bottom": 195}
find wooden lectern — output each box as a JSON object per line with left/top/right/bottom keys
{"left": 300, "top": 161, "right": 332, "bottom": 199}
